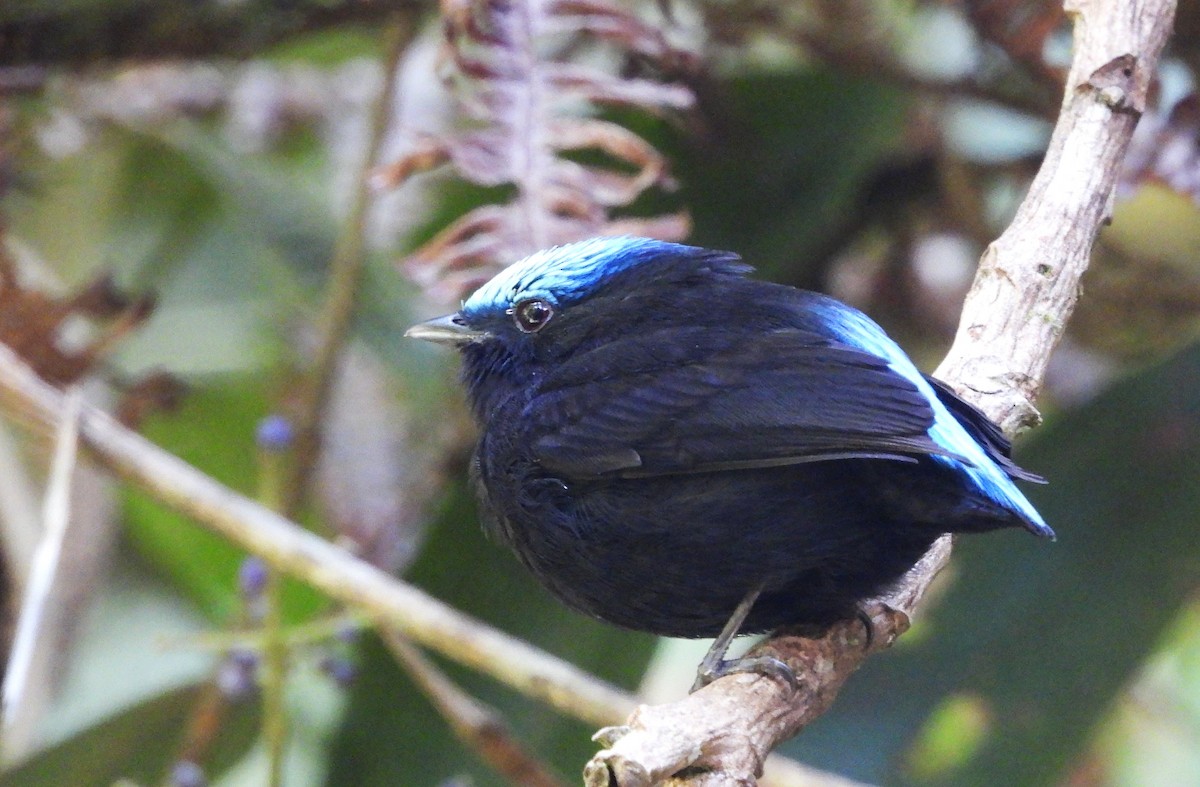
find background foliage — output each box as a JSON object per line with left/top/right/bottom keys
{"left": 1, "top": 1, "right": 1199, "bottom": 785}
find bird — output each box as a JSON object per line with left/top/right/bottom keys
{"left": 407, "top": 236, "right": 1052, "bottom": 685}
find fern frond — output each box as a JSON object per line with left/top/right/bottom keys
{"left": 385, "top": 0, "right": 695, "bottom": 301}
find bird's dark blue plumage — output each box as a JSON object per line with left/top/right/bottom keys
{"left": 408, "top": 237, "right": 1051, "bottom": 639}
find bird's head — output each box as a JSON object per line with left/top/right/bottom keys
{"left": 406, "top": 237, "right": 750, "bottom": 419}
{"left": 405, "top": 236, "right": 749, "bottom": 358}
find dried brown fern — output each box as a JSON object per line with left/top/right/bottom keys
{"left": 382, "top": 0, "right": 695, "bottom": 301}
{"left": 0, "top": 248, "right": 155, "bottom": 389}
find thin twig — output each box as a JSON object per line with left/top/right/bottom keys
{"left": 157, "top": 613, "right": 367, "bottom": 654}
{"left": 1, "top": 387, "right": 82, "bottom": 760}
{"left": 284, "top": 13, "right": 415, "bottom": 518}
{"left": 259, "top": 446, "right": 289, "bottom": 787}
{"left": 382, "top": 630, "right": 567, "bottom": 787}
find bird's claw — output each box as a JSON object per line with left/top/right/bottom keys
{"left": 855, "top": 606, "right": 878, "bottom": 649}
{"left": 691, "top": 654, "right": 798, "bottom": 693}
{"left": 591, "top": 725, "right": 632, "bottom": 747}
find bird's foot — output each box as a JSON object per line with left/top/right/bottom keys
{"left": 691, "top": 653, "right": 798, "bottom": 693}
{"left": 854, "top": 600, "right": 900, "bottom": 650}
{"left": 592, "top": 725, "right": 632, "bottom": 747}
{"left": 855, "top": 606, "right": 878, "bottom": 650}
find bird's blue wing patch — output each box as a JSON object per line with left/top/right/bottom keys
{"left": 924, "top": 376, "right": 1046, "bottom": 484}
{"left": 809, "top": 299, "right": 1052, "bottom": 537}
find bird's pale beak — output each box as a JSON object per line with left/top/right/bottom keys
{"left": 404, "top": 314, "right": 489, "bottom": 346}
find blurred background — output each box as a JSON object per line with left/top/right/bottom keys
{"left": 0, "top": 0, "right": 1199, "bottom": 785}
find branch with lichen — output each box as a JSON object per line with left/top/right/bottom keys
{"left": 584, "top": 1, "right": 1178, "bottom": 784}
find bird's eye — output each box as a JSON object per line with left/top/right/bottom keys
{"left": 512, "top": 299, "right": 554, "bottom": 333}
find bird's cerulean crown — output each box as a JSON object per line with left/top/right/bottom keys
{"left": 461, "top": 236, "right": 697, "bottom": 316}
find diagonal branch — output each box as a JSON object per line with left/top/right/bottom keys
{"left": 584, "top": 0, "right": 1178, "bottom": 784}
{"left": 0, "top": 342, "right": 633, "bottom": 729}
{"left": 1, "top": 387, "right": 82, "bottom": 759}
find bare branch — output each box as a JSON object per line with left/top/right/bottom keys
{"left": 584, "top": 1, "right": 1178, "bottom": 783}
{"left": 1, "top": 388, "right": 81, "bottom": 760}
{"left": 383, "top": 630, "right": 567, "bottom": 787}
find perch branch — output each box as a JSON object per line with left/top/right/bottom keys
{"left": 583, "top": 1, "right": 1178, "bottom": 784}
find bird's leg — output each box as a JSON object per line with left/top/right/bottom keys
{"left": 691, "top": 583, "right": 798, "bottom": 693}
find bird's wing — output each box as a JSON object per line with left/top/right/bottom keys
{"left": 924, "top": 376, "right": 1046, "bottom": 484}
{"left": 524, "top": 326, "right": 965, "bottom": 479}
